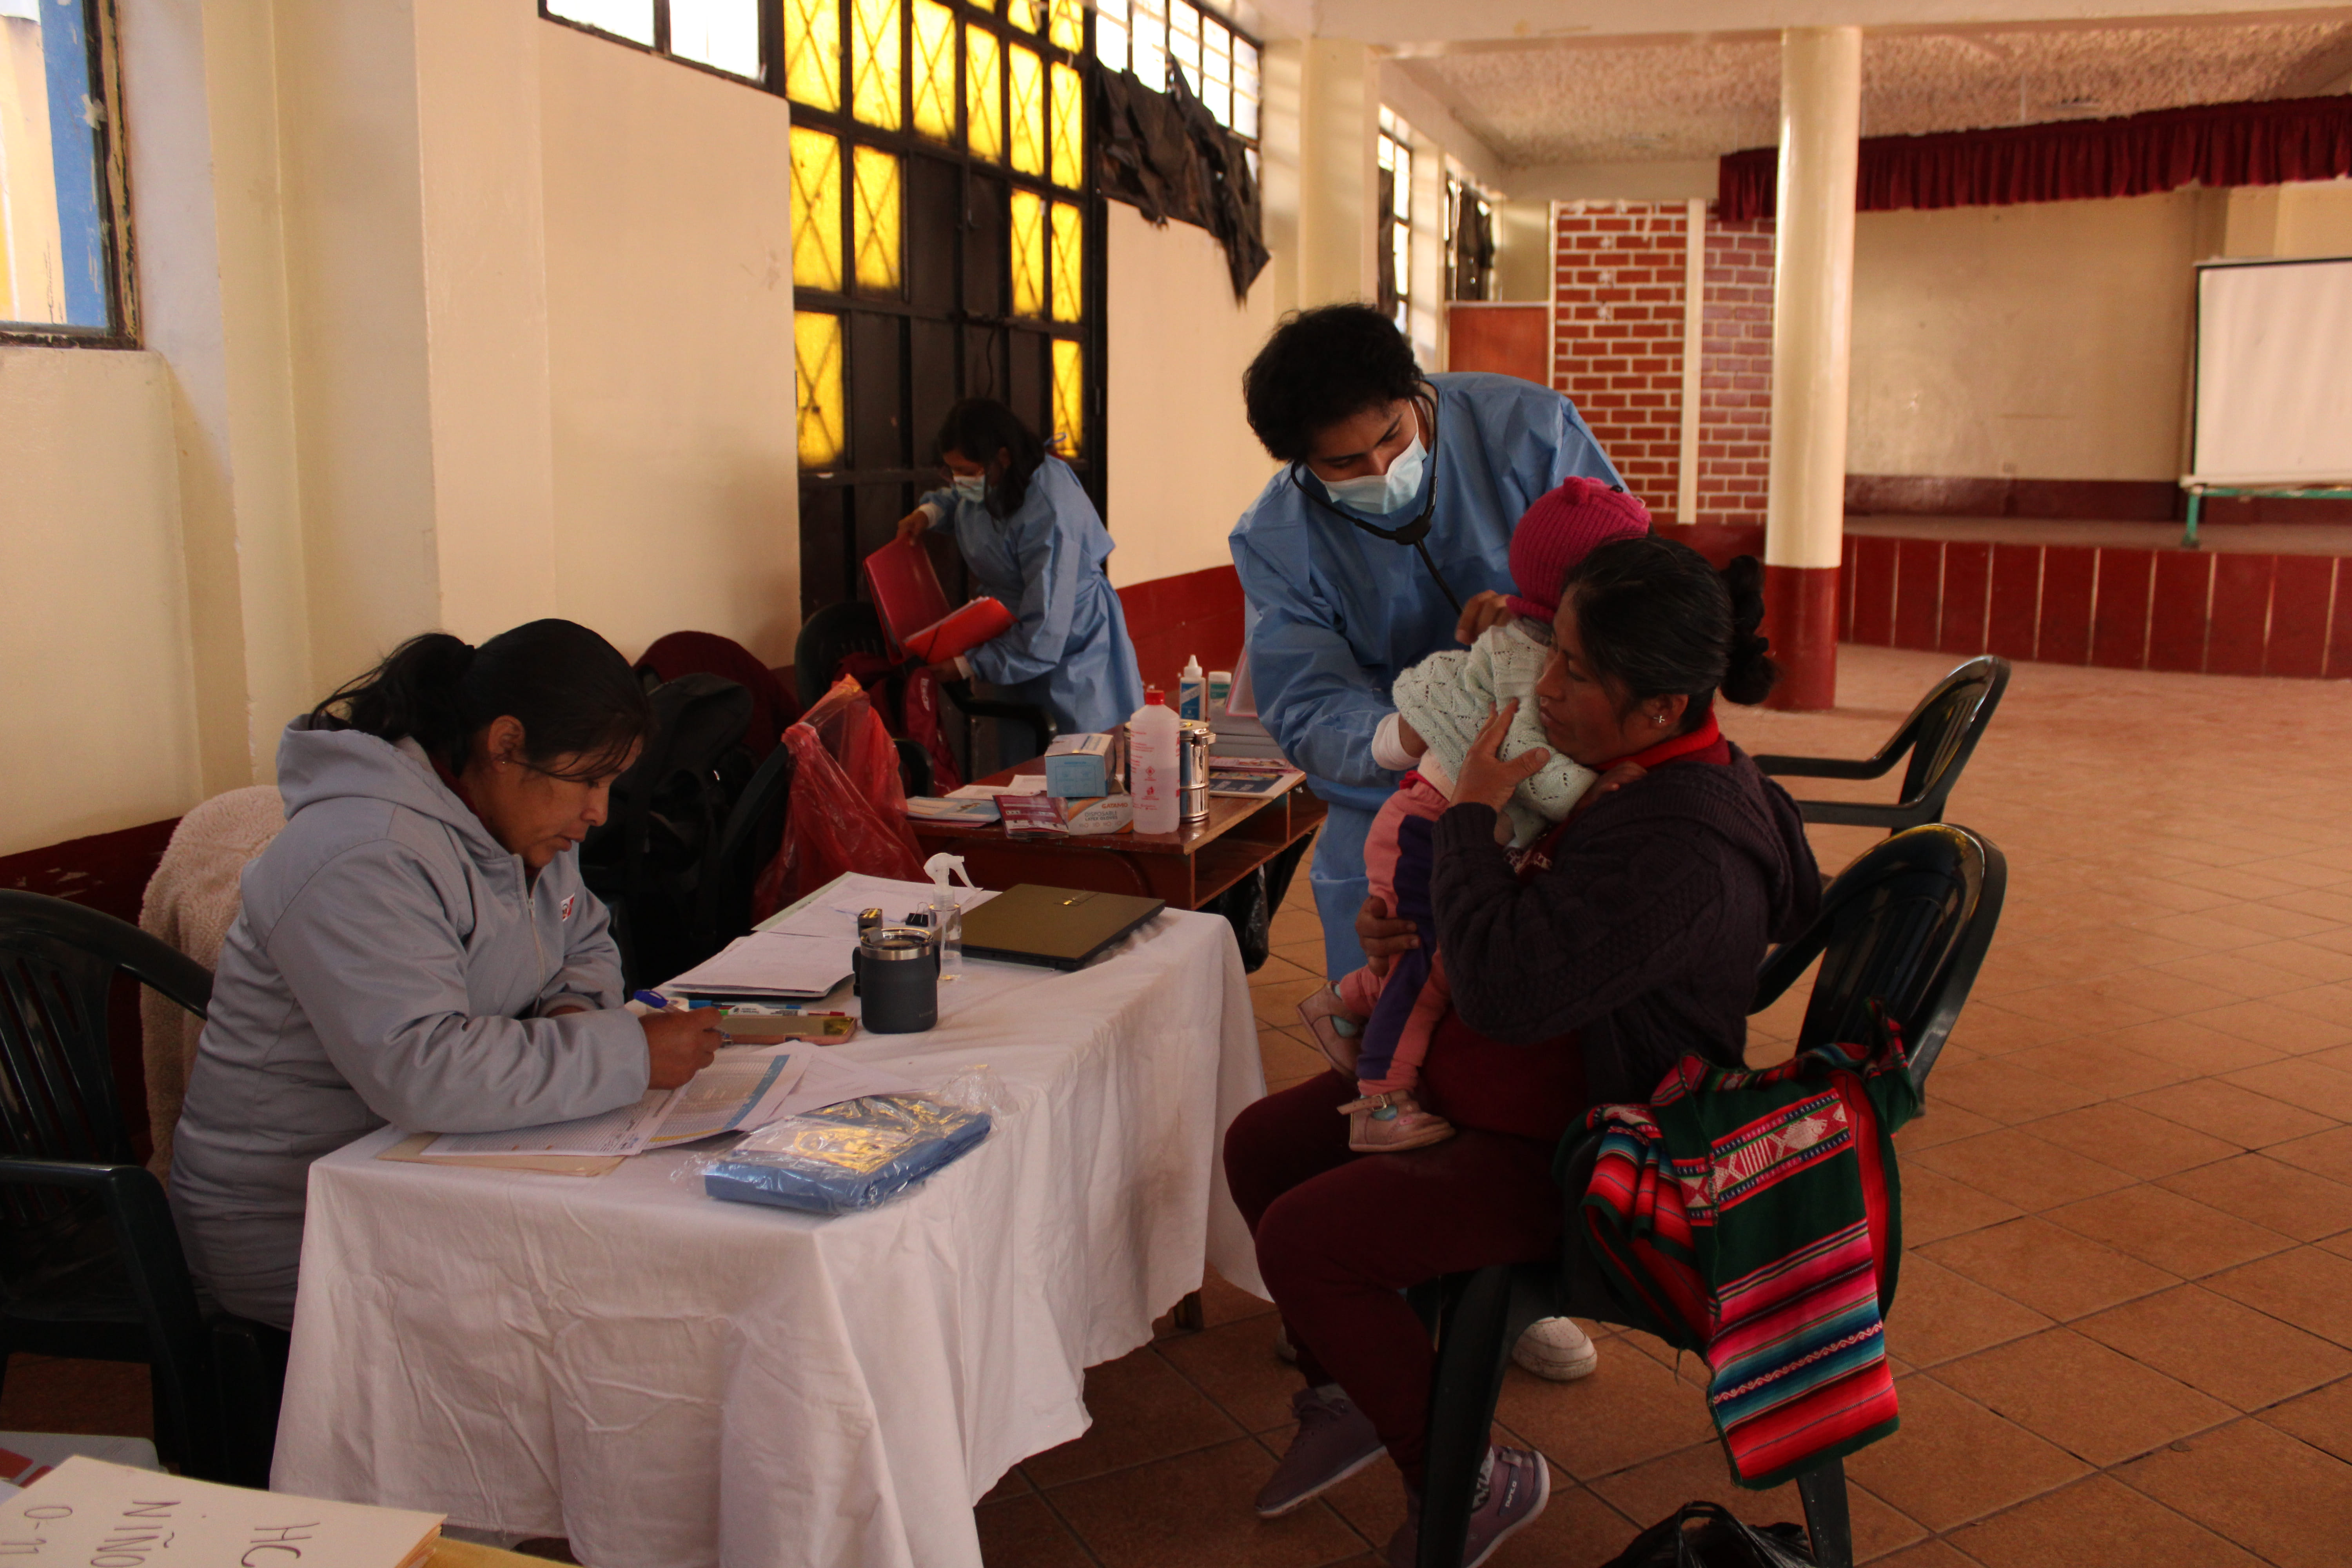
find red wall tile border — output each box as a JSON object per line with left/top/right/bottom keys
{"left": 2206, "top": 554, "right": 2274, "bottom": 677}
{"left": 1986, "top": 543, "right": 2042, "bottom": 663}
{"left": 1840, "top": 535, "right": 1858, "bottom": 640}
{"left": 1938, "top": 541, "right": 1991, "bottom": 656}
{"left": 1846, "top": 474, "right": 2181, "bottom": 523}
{"left": 2268, "top": 555, "right": 2336, "bottom": 678}
{"left": 1116, "top": 565, "right": 1247, "bottom": 695}
{"left": 2038, "top": 546, "right": 2098, "bottom": 666}
{"left": 2091, "top": 548, "right": 2156, "bottom": 670}
{"left": 1893, "top": 538, "right": 1944, "bottom": 652}
{"left": 2330, "top": 563, "right": 2352, "bottom": 679}
{"left": 2147, "top": 550, "right": 2214, "bottom": 674}
{"left": 1850, "top": 536, "right": 1897, "bottom": 647}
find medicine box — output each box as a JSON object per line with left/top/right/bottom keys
{"left": 1043, "top": 732, "right": 1115, "bottom": 797}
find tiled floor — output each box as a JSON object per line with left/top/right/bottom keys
{"left": 976, "top": 646, "right": 2352, "bottom": 1568}
{"left": 11, "top": 645, "right": 2352, "bottom": 1566}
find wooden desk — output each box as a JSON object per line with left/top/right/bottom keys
{"left": 909, "top": 762, "right": 1325, "bottom": 911}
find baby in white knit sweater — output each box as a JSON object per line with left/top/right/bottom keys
{"left": 1298, "top": 477, "right": 1655, "bottom": 1153}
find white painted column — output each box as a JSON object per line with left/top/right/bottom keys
{"left": 1293, "top": 39, "right": 1380, "bottom": 308}
{"left": 1677, "top": 195, "right": 1705, "bottom": 525}
{"left": 1763, "top": 25, "right": 1862, "bottom": 711}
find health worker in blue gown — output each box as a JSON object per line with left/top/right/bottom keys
{"left": 1229, "top": 304, "right": 1622, "bottom": 979}
{"left": 896, "top": 399, "right": 1144, "bottom": 743}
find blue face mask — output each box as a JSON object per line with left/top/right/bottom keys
{"left": 951, "top": 473, "right": 988, "bottom": 504}
{"left": 1321, "top": 433, "right": 1426, "bottom": 516}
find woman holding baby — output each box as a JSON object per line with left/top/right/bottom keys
{"left": 1223, "top": 533, "right": 1822, "bottom": 1567}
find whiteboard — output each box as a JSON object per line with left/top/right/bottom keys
{"left": 2191, "top": 256, "right": 2352, "bottom": 485}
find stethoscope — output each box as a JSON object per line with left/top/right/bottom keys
{"left": 1285, "top": 387, "right": 1464, "bottom": 615}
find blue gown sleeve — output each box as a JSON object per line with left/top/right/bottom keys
{"left": 965, "top": 486, "right": 1087, "bottom": 689}
{"left": 917, "top": 488, "right": 957, "bottom": 527}
{"left": 1231, "top": 527, "right": 1397, "bottom": 794}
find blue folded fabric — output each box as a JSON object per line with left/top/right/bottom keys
{"left": 704, "top": 1096, "right": 991, "bottom": 1215}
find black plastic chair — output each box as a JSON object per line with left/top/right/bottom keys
{"left": 795, "top": 600, "right": 1057, "bottom": 775}
{"left": 1752, "top": 656, "right": 2009, "bottom": 831}
{"left": 699, "top": 740, "right": 797, "bottom": 945}
{"left": 1412, "top": 823, "right": 2008, "bottom": 1568}
{"left": 0, "top": 889, "right": 282, "bottom": 1483}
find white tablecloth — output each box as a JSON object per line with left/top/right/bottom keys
{"left": 272, "top": 885, "right": 1267, "bottom": 1568}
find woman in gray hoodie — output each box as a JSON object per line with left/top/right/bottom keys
{"left": 169, "top": 620, "right": 724, "bottom": 1329}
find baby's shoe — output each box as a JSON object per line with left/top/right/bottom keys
{"left": 1296, "top": 987, "right": 1364, "bottom": 1076}
{"left": 1339, "top": 1091, "right": 1455, "bottom": 1152}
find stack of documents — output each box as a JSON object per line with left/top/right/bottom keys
{"left": 665, "top": 931, "right": 852, "bottom": 1001}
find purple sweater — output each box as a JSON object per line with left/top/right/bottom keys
{"left": 1430, "top": 742, "right": 1821, "bottom": 1111}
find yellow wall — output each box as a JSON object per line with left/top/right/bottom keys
{"left": 539, "top": 23, "right": 801, "bottom": 665}
{"left": 0, "top": 349, "right": 203, "bottom": 856}
{"left": 1103, "top": 202, "right": 1279, "bottom": 587}
{"left": 4, "top": 2, "right": 806, "bottom": 855}
{"left": 1846, "top": 191, "right": 2200, "bottom": 481}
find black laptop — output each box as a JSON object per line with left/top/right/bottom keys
{"left": 960, "top": 884, "right": 1167, "bottom": 970}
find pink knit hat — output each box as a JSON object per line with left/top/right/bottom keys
{"left": 1502, "top": 477, "right": 1653, "bottom": 622}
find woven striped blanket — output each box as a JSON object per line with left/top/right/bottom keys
{"left": 1575, "top": 1021, "right": 1919, "bottom": 1490}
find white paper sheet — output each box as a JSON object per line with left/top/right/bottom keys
{"left": 664, "top": 931, "right": 853, "bottom": 997}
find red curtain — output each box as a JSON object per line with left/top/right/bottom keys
{"left": 1719, "top": 95, "right": 2352, "bottom": 222}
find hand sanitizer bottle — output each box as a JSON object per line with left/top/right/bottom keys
{"left": 1129, "top": 690, "right": 1182, "bottom": 834}
{"left": 924, "top": 851, "right": 973, "bottom": 979}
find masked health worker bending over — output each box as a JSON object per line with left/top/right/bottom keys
{"left": 1229, "top": 304, "right": 1623, "bottom": 978}
{"left": 895, "top": 397, "right": 1145, "bottom": 742}
{"left": 169, "top": 621, "right": 724, "bottom": 1329}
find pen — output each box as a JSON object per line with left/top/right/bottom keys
{"left": 631, "top": 989, "right": 677, "bottom": 1011}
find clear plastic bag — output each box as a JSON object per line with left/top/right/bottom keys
{"left": 701, "top": 1095, "right": 991, "bottom": 1215}
{"left": 931, "top": 1062, "right": 1020, "bottom": 1118}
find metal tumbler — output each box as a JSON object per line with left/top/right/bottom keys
{"left": 853, "top": 924, "right": 939, "bottom": 1033}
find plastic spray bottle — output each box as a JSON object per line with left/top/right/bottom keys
{"left": 1177, "top": 656, "right": 1206, "bottom": 721}
{"left": 1129, "top": 689, "right": 1181, "bottom": 834}
{"left": 924, "top": 851, "right": 976, "bottom": 979}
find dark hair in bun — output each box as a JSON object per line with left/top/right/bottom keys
{"left": 311, "top": 619, "right": 652, "bottom": 779}
{"left": 1561, "top": 537, "right": 1781, "bottom": 732}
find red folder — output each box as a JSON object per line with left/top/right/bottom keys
{"left": 864, "top": 539, "right": 953, "bottom": 652}
{"left": 863, "top": 539, "right": 1015, "bottom": 664}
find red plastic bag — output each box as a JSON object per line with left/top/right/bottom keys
{"left": 752, "top": 694, "right": 925, "bottom": 920}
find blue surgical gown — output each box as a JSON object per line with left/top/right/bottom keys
{"left": 1227, "top": 373, "right": 1621, "bottom": 978}
{"left": 921, "top": 455, "right": 1146, "bottom": 744}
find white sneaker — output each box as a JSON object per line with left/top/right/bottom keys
{"left": 1511, "top": 1317, "right": 1599, "bottom": 1381}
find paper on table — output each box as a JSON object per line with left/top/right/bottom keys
{"left": 644, "top": 1050, "right": 807, "bottom": 1147}
{"left": 418, "top": 1049, "right": 806, "bottom": 1159}
{"left": 665, "top": 931, "right": 851, "bottom": 997}
{"left": 758, "top": 873, "right": 997, "bottom": 942}
{"left": 947, "top": 773, "right": 1047, "bottom": 801}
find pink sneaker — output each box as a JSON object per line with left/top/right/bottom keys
{"left": 1296, "top": 986, "right": 1363, "bottom": 1075}
{"left": 1385, "top": 1446, "right": 1551, "bottom": 1568}
{"left": 1339, "top": 1090, "right": 1455, "bottom": 1153}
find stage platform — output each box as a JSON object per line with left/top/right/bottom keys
{"left": 1663, "top": 516, "right": 2352, "bottom": 680}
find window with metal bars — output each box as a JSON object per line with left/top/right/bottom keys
{"left": 1376, "top": 113, "right": 1411, "bottom": 334}
{"left": 1090, "top": 0, "right": 1258, "bottom": 145}
{"left": 783, "top": 0, "right": 1100, "bottom": 622}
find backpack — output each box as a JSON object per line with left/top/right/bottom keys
{"left": 1602, "top": 1502, "right": 1817, "bottom": 1568}
{"left": 581, "top": 673, "right": 756, "bottom": 990}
